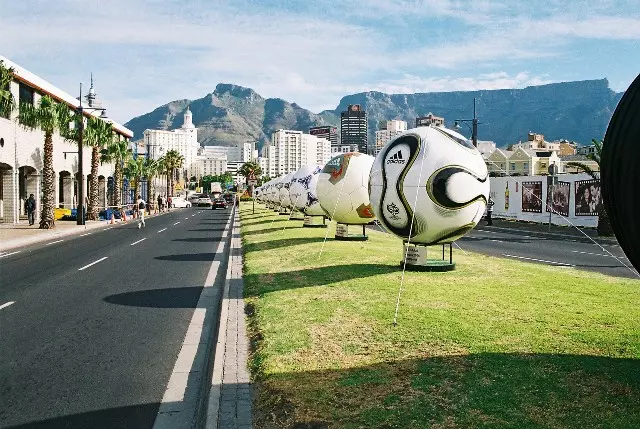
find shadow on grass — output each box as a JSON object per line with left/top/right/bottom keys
{"left": 104, "top": 287, "right": 203, "bottom": 308}
{"left": 244, "top": 237, "right": 327, "bottom": 252}
{"left": 244, "top": 264, "right": 397, "bottom": 296}
{"left": 241, "top": 218, "right": 286, "bottom": 226}
{"left": 243, "top": 226, "right": 303, "bottom": 236}
{"left": 254, "top": 353, "right": 640, "bottom": 429}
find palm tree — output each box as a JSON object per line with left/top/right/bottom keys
{"left": 84, "top": 116, "right": 114, "bottom": 220}
{"left": 162, "top": 150, "right": 184, "bottom": 196}
{"left": 0, "top": 60, "right": 15, "bottom": 119}
{"left": 124, "top": 156, "right": 145, "bottom": 198}
{"left": 18, "top": 95, "right": 71, "bottom": 229}
{"left": 565, "top": 139, "right": 612, "bottom": 236}
{"left": 100, "top": 136, "right": 131, "bottom": 209}
{"left": 239, "top": 161, "right": 262, "bottom": 183}
{"left": 143, "top": 158, "right": 161, "bottom": 207}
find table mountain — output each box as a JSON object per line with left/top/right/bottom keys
{"left": 125, "top": 79, "right": 623, "bottom": 149}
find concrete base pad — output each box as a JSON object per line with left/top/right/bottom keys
{"left": 399, "top": 260, "right": 456, "bottom": 272}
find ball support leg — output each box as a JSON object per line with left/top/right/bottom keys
{"left": 400, "top": 242, "right": 456, "bottom": 272}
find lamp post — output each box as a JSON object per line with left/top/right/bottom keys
{"left": 454, "top": 97, "right": 480, "bottom": 148}
{"left": 76, "top": 82, "right": 108, "bottom": 225}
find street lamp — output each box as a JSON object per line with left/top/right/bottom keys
{"left": 76, "top": 82, "right": 108, "bottom": 225}
{"left": 454, "top": 97, "right": 480, "bottom": 148}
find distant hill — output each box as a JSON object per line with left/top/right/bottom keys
{"left": 125, "top": 79, "right": 623, "bottom": 150}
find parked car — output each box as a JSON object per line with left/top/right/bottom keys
{"left": 212, "top": 197, "right": 227, "bottom": 210}
{"left": 171, "top": 196, "right": 192, "bottom": 208}
{"left": 197, "top": 196, "right": 213, "bottom": 207}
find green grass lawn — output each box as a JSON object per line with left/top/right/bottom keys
{"left": 239, "top": 203, "right": 640, "bottom": 429}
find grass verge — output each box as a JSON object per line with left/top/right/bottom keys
{"left": 240, "top": 203, "right": 640, "bottom": 429}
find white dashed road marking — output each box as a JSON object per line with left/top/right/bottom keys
{"left": 572, "top": 250, "right": 627, "bottom": 259}
{"left": 158, "top": 228, "right": 167, "bottom": 233}
{"left": 80, "top": 233, "right": 92, "bottom": 237}
{"left": 0, "top": 251, "right": 21, "bottom": 259}
{"left": 78, "top": 257, "right": 108, "bottom": 271}
{"left": 0, "top": 301, "right": 15, "bottom": 310}
{"left": 503, "top": 254, "right": 574, "bottom": 267}
{"left": 104, "top": 227, "right": 113, "bottom": 230}
{"left": 173, "top": 222, "right": 180, "bottom": 226}
{"left": 45, "top": 240, "right": 63, "bottom": 246}
{"left": 130, "top": 238, "right": 147, "bottom": 246}
{"left": 490, "top": 239, "right": 504, "bottom": 243}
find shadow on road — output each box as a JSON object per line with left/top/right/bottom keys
{"left": 186, "top": 228, "right": 227, "bottom": 232}
{"left": 155, "top": 253, "right": 217, "bottom": 262}
{"left": 173, "top": 237, "right": 223, "bottom": 242}
{"left": 104, "top": 286, "right": 203, "bottom": 308}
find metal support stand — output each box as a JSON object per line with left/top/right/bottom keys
{"left": 334, "top": 223, "right": 368, "bottom": 241}
{"left": 401, "top": 242, "right": 456, "bottom": 272}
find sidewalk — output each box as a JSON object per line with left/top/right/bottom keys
{"left": 0, "top": 211, "right": 167, "bottom": 253}
{"left": 206, "top": 208, "right": 253, "bottom": 429}
{"left": 486, "top": 218, "right": 618, "bottom": 244}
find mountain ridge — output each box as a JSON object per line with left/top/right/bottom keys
{"left": 124, "top": 79, "right": 622, "bottom": 149}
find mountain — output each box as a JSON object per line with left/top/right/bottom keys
{"left": 125, "top": 79, "right": 623, "bottom": 149}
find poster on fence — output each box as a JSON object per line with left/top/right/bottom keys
{"left": 522, "top": 181, "right": 543, "bottom": 213}
{"left": 575, "top": 179, "right": 602, "bottom": 216}
{"left": 546, "top": 181, "right": 570, "bottom": 217}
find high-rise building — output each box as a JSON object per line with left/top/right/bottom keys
{"left": 262, "top": 130, "right": 332, "bottom": 177}
{"left": 340, "top": 104, "right": 368, "bottom": 154}
{"left": 374, "top": 120, "right": 407, "bottom": 155}
{"left": 415, "top": 113, "right": 444, "bottom": 127}
{"left": 309, "top": 126, "right": 338, "bottom": 147}
{"left": 143, "top": 107, "right": 200, "bottom": 181}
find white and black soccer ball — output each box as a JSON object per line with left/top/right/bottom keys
{"left": 279, "top": 173, "right": 295, "bottom": 208}
{"left": 369, "top": 126, "right": 489, "bottom": 244}
{"left": 289, "top": 165, "right": 325, "bottom": 215}
{"left": 269, "top": 177, "right": 282, "bottom": 204}
{"left": 317, "top": 153, "right": 376, "bottom": 224}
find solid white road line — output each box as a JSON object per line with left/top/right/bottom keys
{"left": 130, "top": 238, "right": 147, "bottom": 246}
{"left": 503, "top": 254, "right": 574, "bottom": 267}
{"left": 45, "top": 240, "right": 63, "bottom": 246}
{"left": 0, "top": 251, "right": 21, "bottom": 259}
{"left": 0, "top": 301, "right": 15, "bottom": 310}
{"left": 173, "top": 222, "right": 180, "bottom": 226}
{"left": 157, "top": 228, "right": 167, "bottom": 233}
{"left": 78, "top": 257, "right": 108, "bottom": 271}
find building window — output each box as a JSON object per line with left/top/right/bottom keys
{"left": 510, "top": 162, "right": 515, "bottom": 170}
{"left": 523, "top": 162, "right": 528, "bottom": 171}
{"left": 18, "top": 83, "right": 35, "bottom": 123}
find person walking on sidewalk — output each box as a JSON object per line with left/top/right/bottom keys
{"left": 25, "top": 194, "right": 36, "bottom": 226}
{"left": 136, "top": 195, "right": 146, "bottom": 229}
{"left": 486, "top": 196, "right": 495, "bottom": 226}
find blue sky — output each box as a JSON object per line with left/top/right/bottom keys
{"left": 1, "top": 0, "right": 639, "bottom": 125}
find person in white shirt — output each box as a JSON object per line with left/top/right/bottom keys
{"left": 136, "top": 195, "right": 146, "bottom": 228}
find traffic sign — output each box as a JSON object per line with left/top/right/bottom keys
{"left": 248, "top": 179, "right": 258, "bottom": 186}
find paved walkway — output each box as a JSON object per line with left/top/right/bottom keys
{"left": 206, "top": 208, "right": 253, "bottom": 429}
{"left": 488, "top": 218, "right": 618, "bottom": 244}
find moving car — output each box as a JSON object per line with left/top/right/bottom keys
{"left": 171, "top": 196, "right": 192, "bottom": 208}
{"left": 197, "top": 196, "right": 213, "bottom": 207}
{"left": 223, "top": 193, "right": 234, "bottom": 204}
{"left": 212, "top": 197, "right": 227, "bottom": 209}
{"left": 188, "top": 194, "right": 202, "bottom": 204}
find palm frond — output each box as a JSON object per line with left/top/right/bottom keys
{"left": 565, "top": 161, "right": 599, "bottom": 179}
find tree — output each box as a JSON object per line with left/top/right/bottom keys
{"left": 84, "top": 116, "right": 114, "bottom": 220}
{"left": 18, "top": 95, "right": 71, "bottom": 229}
{"left": 143, "top": 158, "right": 161, "bottom": 206}
{"left": 123, "top": 156, "right": 145, "bottom": 199}
{"left": 239, "top": 161, "right": 262, "bottom": 183}
{"left": 101, "top": 136, "right": 131, "bottom": 208}
{"left": 0, "top": 60, "right": 15, "bottom": 119}
{"left": 161, "top": 150, "right": 184, "bottom": 196}
{"left": 565, "top": 139, "right": 612, "bottom": 236}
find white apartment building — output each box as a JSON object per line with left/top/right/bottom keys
{"left": 143, "top": 108, "right": 200, "bottom": 180}
{"left": 200, "top": 142, "right": 254, "bottom": 163}
{"left": 0, "top": 56, "right": 133, "bottom": 224}
{"left": 375, "top": 120, "right": 408, "bottom": 155}
{"left": 262, "top": 130, "right": 331, "bottom": 177}
{"left": 200, "top": 156, "right": 227, "bottom": 177}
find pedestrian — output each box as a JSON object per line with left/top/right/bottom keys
{"left": 167, "top": 196, "right": 172, "bottom": 211}
{"left": 25, "top": 193, "right": 36, "bottom": 226}
{"left": 157, "top": 194, "right": 163, "bottom": 213}
{"left": 486, "top": 196, "right": 495, "bottom": 226}
{"left": 136, "top": 194, "right": 146, "bottom": 229}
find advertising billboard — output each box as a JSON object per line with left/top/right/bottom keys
{"left": 546, "top": 181, "right": 570, "bottom": 217}
{"left": 575, "top": 179, "right": 602, "bottom": 216}
{"left": 522, "top": 181, "right": 542, "bottom": 213}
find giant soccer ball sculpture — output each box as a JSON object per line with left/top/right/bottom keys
{"left": 317, "top": 152, "right": 376, "bottom": 240}
{"left": 278, "top": 173, "right": 295, "bottom": 214}
{"left": 369, "top": 126, "right": 489, "bottom": 270}
{"left": 289, "top": 165, "right": 326, "bottom": 226}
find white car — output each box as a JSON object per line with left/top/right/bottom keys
{"left": 171, "top": 196, "right": 192, "bottom": 208}
{"left": 188, "top": 194, "right": 202, "bottom": 204}
{"left": 197, "top": 196, "right": 212, "bottom": 207}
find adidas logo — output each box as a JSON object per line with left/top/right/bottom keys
{"left": 386, "top": 150, "right": 406, "bottom": 164}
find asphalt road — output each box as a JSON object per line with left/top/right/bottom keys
{"left": 459, "top": 226, "right": 638, "bottom": 279}
{"left": 0, "top": 206, "right": 233, "bottom": 428}
{"left": 367, "top": 222, "right": 637, "bottom": 279}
